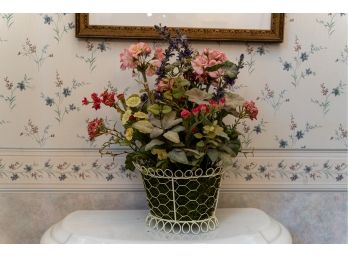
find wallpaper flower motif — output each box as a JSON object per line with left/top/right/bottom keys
{"left": 0, "top": 74, "right": 32, "bottom": 110}
{"left": 274, "top": 115, "right": 321, "bottom": 149}
{"left": 0, "top": 13, "right": 347, "bottom": 189}
{"left": 41, "top": 14, "right": 75, "bottom": 43}
{"left": 76, "top": 40, "right": 111, "bottom": 71}
{"left": 279, "top": 36, "right": 326, "bottom": 87}
{"left": 311, "top": 81, "right": 346, "bottom": 115}
{"left": 40, "top": 71, "right": 88, "bottom": 123}
{"left": 18, "top": 38, "right": 53, "bottom": 70}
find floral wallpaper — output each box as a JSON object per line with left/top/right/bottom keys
{"left": 0, "top": 13, "right": 347, "bottom": 188}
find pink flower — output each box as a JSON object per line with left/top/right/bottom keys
{"left": 146, "top": 59, "right": 161, "bottom": 77}
{"left": 91, "top": 93, "right": 102, "bottom": 110}
{"left": 154, "top": 47, "right": 165, "bottom": 61}
{"left": 180, "top": 109, "right": 191, "bottom": 119}
{"left": 128, "top": 42, "right": 151, "bottom": 58}
{"left": 191, "top": 48, "right": 228, "bottom": 79}
{"left": 191, "top": 54, "right": 208, "bottom": 75}
{"left": 243, "top": 100, "right": 259, "bottom": 120}
{"left": 88, "top": 118, "right": 104, "bottom": 141}
{"left": 120, "top": 49, "right": 136, "bottom": 70}
{"left": 156, "top": 78, "right": 175, "bottom": 92}
{"left": 100, "top": 90, "right": 116, "bottom": 107}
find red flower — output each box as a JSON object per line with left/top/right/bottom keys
{"left": 192, "top": 107, "right": 200, "bottom": 115}
{"left": 87, "top": 118, "right": 104, "bottom": 140}
{"left": 100, "top": 90, "right": 116, "bottom": 107}
{"left": 91, "top": 93, "right": 101, "bottom": 110}
{"left": 198, "top": 104, "right": 209, "bottom": 113}
{"left": 219, "top": 97, "right": 225, "bottom": 106}
{"left": 243, "top": 100, "right": 258, "bottom": 120}
{"left": 180, "top": 109, "right": 191, "bottom": 119}
{"left": 82, "top": 97, "right": 89, "bottom": 105}
{"left": 209, "top": 99, "right": 218, "bottom": 107}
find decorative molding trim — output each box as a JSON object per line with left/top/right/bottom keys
{"left": 0, "top": 148, "right": 347, "bottom": 191}
{"left": 75, "top": 13, "right": 285, "bottom": 42}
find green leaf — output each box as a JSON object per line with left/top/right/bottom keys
{"left": 163, "top": 91, "right": 173, "bottom": 101}
{"left": 196, "top": 141, "right": 204, "bottom": 148}
{"left": 194, "top": 133, "right": 203, "bottom": 139}
{"left": 171, "top": 125, "right": 185, "bottom": 132}
{"left": 217, "top": 131, "right": 229, "bottom": 140}
{"left": 168, "top": 149, "right": 189, "bottom": 164}
{"left": 145, "top": 139, "right": 164, "bottom": 151}
{"left": 147, "top": 104, "right": 161, "bottom": 115}
{"left": 184, "top": 148, "right": 204, "bottom": 159}
{"left": 162, "top": 111, "right": 183, "bottom": 130}
{"left": 224, "top": 92, "right": 245, "bottom": 110}
{"left": 175, "top": 77, "right": 190, "bottom": 88}
{"left": 163, "top": 131, "right": 181, "bottom": 144}
{"left": 207, "top": 149, "right": 219, "bottom": 162}
{"left": 172, "top": 87, "right": 185, "bottom": 99}
{"left": 150, "top": 127, "right": 164, "bottom": 138}
{"left": 185, "top": 88, "right": 210, "bottom": 104}
{"left": 162, "top": 105, "right": 172, "bottom": 114}
{"left": 132, "top": 120, "right": 153, "bottom": 134}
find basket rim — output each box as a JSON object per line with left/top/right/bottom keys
{"left": 133, "top": 162, "right": 224, "bottom": 179}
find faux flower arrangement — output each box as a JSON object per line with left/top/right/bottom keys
{"left": 83, "top": 25, "right": 258, "bottom": 172}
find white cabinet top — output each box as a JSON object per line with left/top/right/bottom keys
{"left": 41, "top": 208, "right": 292, "bottom": 244}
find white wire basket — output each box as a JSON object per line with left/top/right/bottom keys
{"left": 134, "top": 163, "right": 224, "bottom": 234}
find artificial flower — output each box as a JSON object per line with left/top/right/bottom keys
{"left": 121, "top": 109, "right": 132, "bottom": 124}
{"left": 125, "top": 127, "right": 134, "bottom": 141}
{"left": 134, "top": 111, "right": 148, "bottom": 119}
{"left": 126, "top": 95, "right": 141, "bottom": 107}
{"left": 87, "top": 118, "right": 104, "bottom": 140}
{"left": 151, "top": 148, "right": 168, "bottom": 160}
{"left": 243, "top": 100, "right": 259, "bottom": 120}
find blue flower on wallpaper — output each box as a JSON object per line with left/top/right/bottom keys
{"left": 18, "top": 38, "right": 53, "bottom": 70}
{"left": 41, "top": 72, "right": 89, "bottom": 123}
{"left": 43, "top": 15, "right": 53, "bottom": 25}
{"left": 0, "top": 74, "right": 32, "bottom": 110}
{"left": 240, "top": 119, "right": 268, "bottom": 148}
{"left": 257, "top": 84, "right": 289, "bottom": 113}
{"left": 76, "top": 40, "right": 111, "bottom": 72}
{"left": 300, "top": 52, "right": 309, "bottom": 62}
{"left": 243, "top": 44, "right": 269, "bottom": 73}
{"left": 45, "top": 97, "right": 55, "bottom": 106}
{"left": 41, "top": 14, "right": 75, "bottom": 43}
{"left": 311, "top": 81, "right": 346, "bottom": 115}
{"left": 279, "top": 36, "right": 326, "bottom": 87}
{"left": 62, "top": 87, "right": 71, "bottom": 97}
{"left": 279, "top": 139, "right": 288, "bottom": 148}
{"left": 282, "top": 62, "right": 292, "bottom": 71}
{"left": 275, "top": 115, "right": 321, "bottom": 149}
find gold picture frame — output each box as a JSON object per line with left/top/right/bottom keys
{"left": 76, "top": 13, "right": 284, "bottom": 42}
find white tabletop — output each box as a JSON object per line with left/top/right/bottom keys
{"left": 41, "top": 208, "right": 292, "bottom": 244}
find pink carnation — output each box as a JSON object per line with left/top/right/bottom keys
{"left": 154, "top": 47, "right": 165, "bottom": 61}
{"left": 91, "top": 93, "right": 102, "bottom": 110}
{"left": 88, "top": 118, "right": 104, "bottom": 141}
{"left": 100, "top": 90, "right": 116, "bottom": 107}
{"left": 243, "top": 100, "right": 259, "bottom": 120}
{"left": 191, "top": 48, "right": 228, "bottom": 79}
{"left": 128, "top": 42, "right": 151, "bottom": 58}
{"left": 180, "top": 109, "right": 191, "bottom": 119}
{"left": 120, "top": 49, "right": 136, "bottom": 70}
